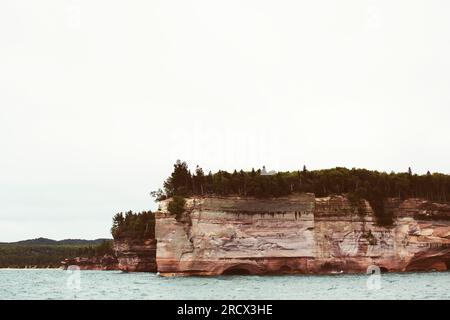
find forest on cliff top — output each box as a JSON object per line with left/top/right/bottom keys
{"left": 152, "top": 160, "right": 450, "bottom": 225}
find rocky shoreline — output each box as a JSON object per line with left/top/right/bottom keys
{"left": 61, "top": 255, "right": 119, "bottom": 270}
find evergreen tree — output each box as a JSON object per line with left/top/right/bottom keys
{"left": 163, "top": 160, "right": 193, "bottom": 197}
{"left": 193, "top": 165, "right": 205, "bottom": 195}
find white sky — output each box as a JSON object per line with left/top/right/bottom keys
{"left": 1, "top": 0, "right": 450, "bottom": 241}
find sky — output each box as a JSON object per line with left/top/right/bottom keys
{"left": 1, "top": 0, "right": 450, "bottom": 241}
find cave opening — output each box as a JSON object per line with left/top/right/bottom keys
{"left": 222, "top": 268, "right": 251, "bottom": 275}
{"left": 379, "top": 267, "right": 389, "bottom": 273}
{"left": 222, "top": 265, "right": 253, "bottom": 275}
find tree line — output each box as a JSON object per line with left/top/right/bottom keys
{"left": 154, "top": 160, "right": 450, "bottom": 225}
{"left": 111, "top": 211, "right": 155, "bottom": 239}
{"left": 76, "top": 240, "right": 114, "bottom": 257}
{"left": 0, "top": 241, "right": 114, "bottom": 268}
{"left": 158, "top": 160, "right": 450, "bottom": 201}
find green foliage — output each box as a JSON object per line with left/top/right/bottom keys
{"left": 72, "top": 240, "right": 114, "bottom": 257}
{"left": 167, "top": 196, "right": 186, "bottom": 219}
{"left": 163, "top": 160, "right": 192, "bottom": 197}
{"left": 150, "top": 188, "right": 166, "bottom": 201}
{"left": 159, "top": 162, "right": 450, "bottom": 225}
{"left": 93, "top": 240, "right": 114, "bottom": 256}
{"left": 0, "top": 240, "right": 114, "bottom": 268}
{"left": 111, "top": 211, "right": 155, "bottom": 240}
{"left": 193, "top": 165, "right": 205, "bottom": 195}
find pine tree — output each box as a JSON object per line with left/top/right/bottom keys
{"left": 163, "top": 160, "right": 192, "bottom": 197}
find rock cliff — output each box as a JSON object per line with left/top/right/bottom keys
{"left": 113, "top": 238, "right": 157, "bottom": 272}
{"left": 60, "top": 238, "right": 157, "bottom": 272}
{"left": 155, "top": 194, "right": 450, "bottom": 276}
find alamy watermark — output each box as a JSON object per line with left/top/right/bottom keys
{"left": 66, "top": 1, "right": 81, "bottom": 30}
{"left": 366, "top": 5, "right": 382, "bottom": 30}
{"left": 65, "top": 265, "right": 81, "bottom": 298}
{"left": 366, "top": 265, "right": 382, "bottom": 290}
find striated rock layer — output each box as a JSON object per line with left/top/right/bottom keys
{"left": 155, "top": 194, "right": 450, "bottom": 276}
{"left": 113, "top": 238, "right": 157, "bottom": 272}
{"left": 61, "top": 238, "right": 157, "bottom": 272}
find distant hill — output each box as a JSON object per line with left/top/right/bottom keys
{"left": 0, "top": 237, "right": 114, "bottom": 268}
{"left": 1, "top": 237, "right": 112, "bottom": 246}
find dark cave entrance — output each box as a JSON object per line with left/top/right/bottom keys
{"left": 222, "top": 265, "right": 254, "bottom": 275}
{"left": 379, "top": 267, "right": 389, "bottom": 273}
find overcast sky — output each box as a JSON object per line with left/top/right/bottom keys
{"left": 1, "top": 1, "right": 450, "bottom": 241}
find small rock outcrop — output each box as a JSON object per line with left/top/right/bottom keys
{"left": 61, "top": 238, "right": 157, "bottom": 272}
{"left": 113, "top": 238, "right": 157, "bottom": 272}
{"left": 61, "top": 255, "right": 119, "bottom": 270}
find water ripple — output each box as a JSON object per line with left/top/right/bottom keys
{"left": 0, "top": 269, "right": 449, "bottom": 300}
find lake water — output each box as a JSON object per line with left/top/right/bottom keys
{"left": 0, "top": 269, "right": 449, "bottom": 300}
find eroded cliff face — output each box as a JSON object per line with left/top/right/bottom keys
{"left": 155, "top": 194, "right": 450, "bottom": 276}
{"left": 60, "top": 238, "right": 157, "bottom": 272}
{"left": 113, "top": 238, "right": 157, "bottom": 272}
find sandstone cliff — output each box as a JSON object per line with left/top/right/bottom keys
{"left": 113, "top": 238, "right": 157, "bottom": 272}
{"left": 155, "top": 194, "right": 450, "bottom": 276}
{"left": 61, "top": 238, "right": 157, "bottom": 272}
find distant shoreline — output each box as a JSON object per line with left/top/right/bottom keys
{"left": 0, "top": 266, "right": 62, "bottom": 269}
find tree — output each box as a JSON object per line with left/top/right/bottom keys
{"left": 150, "top": 188, "right": 166, "bottom": 201}
{"left": 167, "top": 196, "right": 186, "bottom": 220}
{"left": 163, "top": 160, "right": 192, "bottom": 197}
{"left": 111, "top": 211, "right": 155, "bottom": 239}
{"left": 193, "top": 165, "right": 205, "bottom": 195}
{"left": 94, "top": 240, "right": 114, "bottom": 256}
{"left": 111, "top": 213, "right": 124, "bottom": 238}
